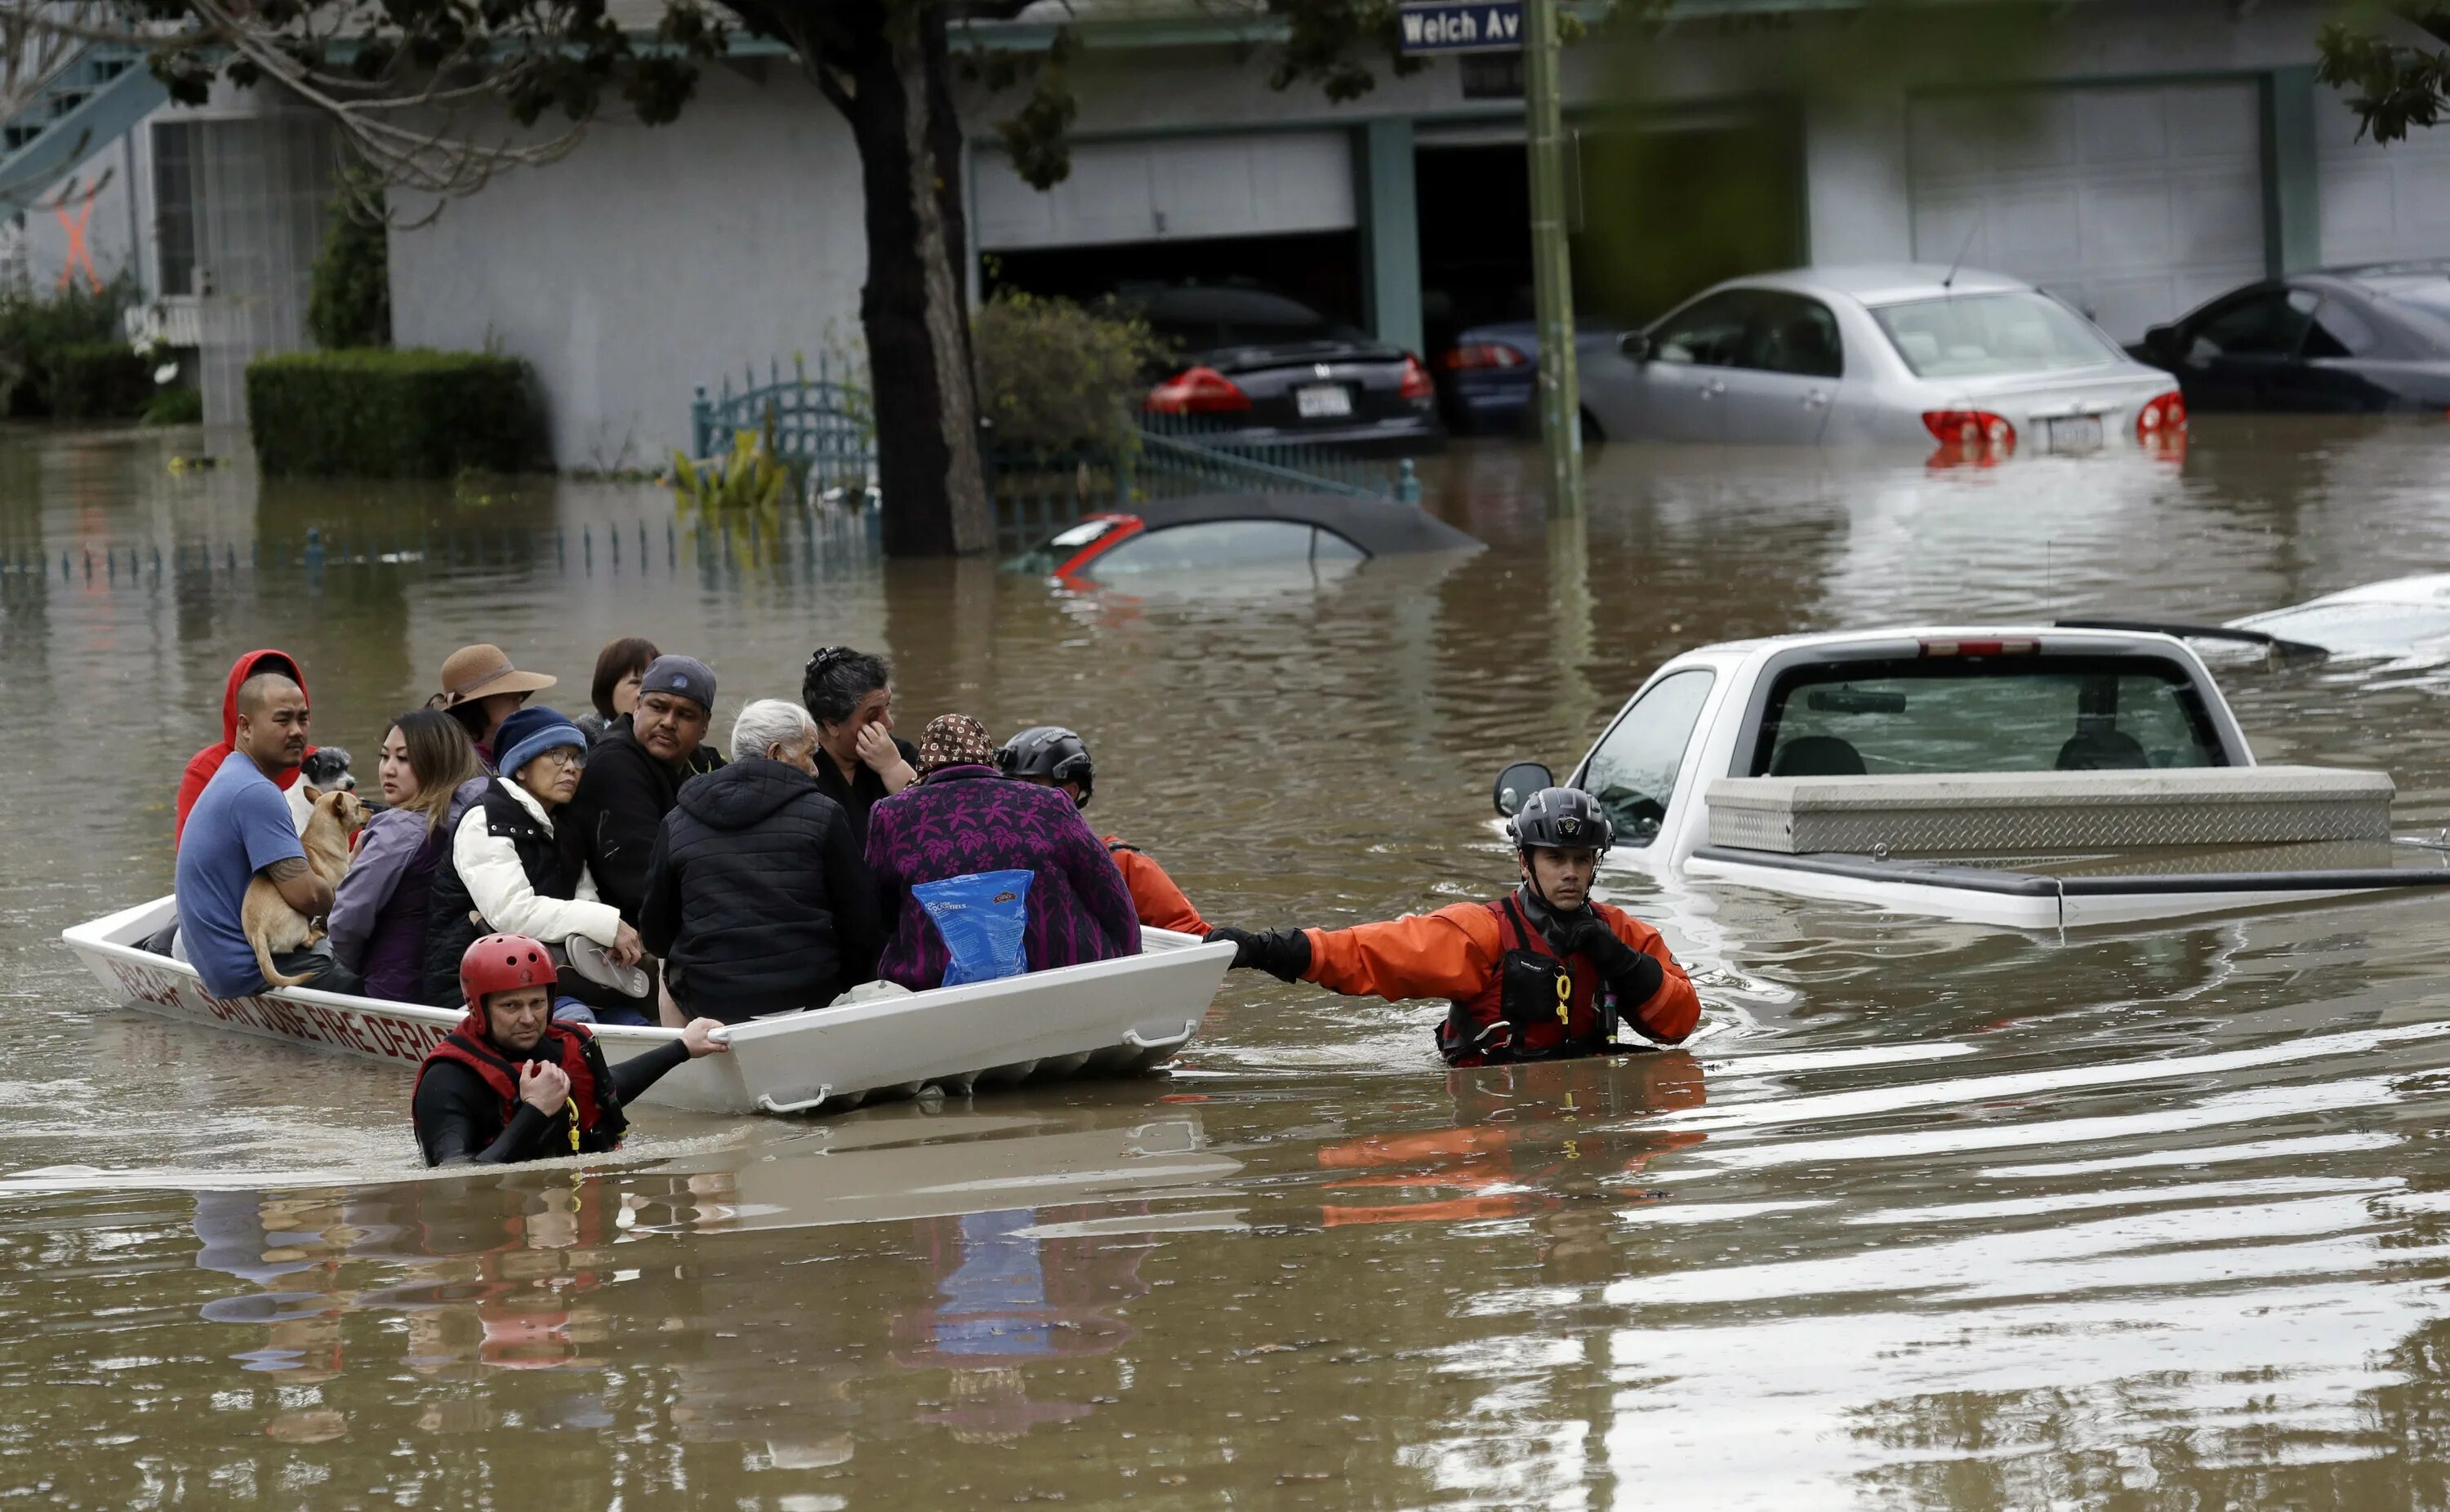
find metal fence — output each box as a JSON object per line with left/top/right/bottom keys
{"left": 693, "top": 362, "right": 1423, "bottom": 552}
{"left": 0, "top": 509, "right": 884, "bottom": 590}
{"left": 691, "top": 356, "right": 875, "bottom": 502}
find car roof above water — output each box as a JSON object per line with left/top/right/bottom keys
{"left": 1713, "top": 264, "right": 2035, "bottom": 307}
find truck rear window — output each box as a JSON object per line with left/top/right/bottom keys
{"left": 1749, "top": 656, "right": 2225, "bottom": 777}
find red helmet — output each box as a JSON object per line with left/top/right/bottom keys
{"left": 460, "top": 933, "right": 557, "bottom": 1009}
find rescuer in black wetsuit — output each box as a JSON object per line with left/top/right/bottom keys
{"left": 413, "top": 932, "right": 728, "bottom": 1167}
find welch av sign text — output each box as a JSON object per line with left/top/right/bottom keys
{"left": 1397, "top": 0, "right": 1524, "bottom": 54}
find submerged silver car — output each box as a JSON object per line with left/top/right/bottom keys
{"left": 1580, "top": 265, "right": 2188, "bottom": 457}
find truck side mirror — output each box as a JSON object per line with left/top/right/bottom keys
{"left": 1618, "top": 330, "right": 1650, "bottom": 362}
{"left": 1493, "top": 761, "right": 1553, "bottom": 817}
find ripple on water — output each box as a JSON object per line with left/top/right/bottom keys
{"left": 6, "top": 424, "right": 2450, "bottom": 1503}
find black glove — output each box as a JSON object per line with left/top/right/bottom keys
{"left": 1439, "top": 1018, "right": 1515, "bottom": 1067}
{"left": 1205, "top": 925, "right": 1312, "bottom": 984}
{"left": 1561, "top": 912, "right": 1663, "bottom": 1002}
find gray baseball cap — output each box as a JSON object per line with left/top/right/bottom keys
{"left": 639, "top": 655, "right": 716, "bottom": 713}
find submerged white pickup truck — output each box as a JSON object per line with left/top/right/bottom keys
{"left": 1492, "top": 625, "right": 2450, "bottom": 930}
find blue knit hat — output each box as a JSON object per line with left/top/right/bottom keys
{"left": 495, "top": 705, "right": 587, "bottom": 780}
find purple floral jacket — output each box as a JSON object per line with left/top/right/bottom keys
{"left": 865, "top": 765, "right": 1141, "bottom": 989}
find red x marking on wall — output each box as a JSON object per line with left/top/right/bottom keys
{"left": 55, "top": 195, "right": 99, "bottom": 295}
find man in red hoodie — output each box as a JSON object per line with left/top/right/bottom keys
{"left": 174, "top": 650, "right": 315, "bottom": 846}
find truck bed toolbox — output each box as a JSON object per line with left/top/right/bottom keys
{"left": 1703, "top": 766, "right": 2394, "bottom": 856}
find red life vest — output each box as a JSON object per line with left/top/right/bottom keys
{"left": 1439, "top": 897, "right": 1615, "bottom": 1067}
{"left": 412, "top": 1012, "right": 626, "bottom": 1156}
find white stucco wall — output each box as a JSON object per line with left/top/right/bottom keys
{"left": 387, "top": 66, "right": 866, "bottom": 471}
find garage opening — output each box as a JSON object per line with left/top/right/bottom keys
{"left": 1415, "top": 140, "right": 1530, "bottom": 357}
{"left": 985, "top": 230, "right": 1365, "bottom": 330}
{"left": 1414, "top": 113, "right": 1806, "bottom": 361}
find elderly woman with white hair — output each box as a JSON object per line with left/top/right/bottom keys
{"left": 638, "top": 698, "right": 886, "bottom": 1023}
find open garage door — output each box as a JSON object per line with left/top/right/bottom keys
{"left": 1908, "top": 82, "right": 2267, "bottom": 343}
{"left": 1414, "top": 112, "right": 1803, "bottom": 359}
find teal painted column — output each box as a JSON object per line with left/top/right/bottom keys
{"left": 2265, "top": 66, "right": 2321, "bottom": 277}
{"left": 1358, "top": 118, "right": 1425, "bottom": 357}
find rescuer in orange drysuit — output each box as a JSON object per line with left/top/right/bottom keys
{"left": 1208, "top": 786, "right": 1700, "bottom": 1065}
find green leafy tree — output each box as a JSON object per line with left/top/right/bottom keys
{"left": 128, "top": 0, "right": 1434, "bottom": 557}
{"left": 2318, "top": 3, "right": 2450, "bottom": 142}
{"left": 307, "top": 180, "right": 392, "bottom": 349}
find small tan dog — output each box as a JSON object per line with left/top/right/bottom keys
{"left": 246, "top": 785, "right": 372, "bottom": 989}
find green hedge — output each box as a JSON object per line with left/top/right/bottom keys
{"left": 51, "top": 343, "right": 154, "bottom": 420}
{"left": 246, "top": 349, "right": 545, "bottom": 477}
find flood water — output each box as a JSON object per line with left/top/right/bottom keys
{"left": 6, "top": 419, "right": 2450, "bottom": 1507}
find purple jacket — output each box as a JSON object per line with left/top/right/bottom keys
{"left": 865, "top": 765, "right": 1141, "bottom": 990}
{"left": 329, "top": 778, "right": 488, "bottom": 1003}
{"left": 328, "top": 807, "right": 443, "bottom": 1002}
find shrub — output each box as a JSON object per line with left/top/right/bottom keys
{"left": 143, "top": 385, "right": 203, "bottom": 425}
{"left": 0, "top": 279, "right": 132, "bottom": 416}
{"left": 51, "top": 343, "right": 153, "bottom": 420}
{"left": 971, "top": 290, "right": 1169, "bottom": 455}
{"left": 245, "top": 349, "right": 545, "bottom": 477}
{"left": 308, "top": 184, "right": 391, "bottom": 350}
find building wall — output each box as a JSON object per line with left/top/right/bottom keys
{"left": 0, "top": 135, "right": 148, "bottom": 299}
{"left": 387, "top": 66, "right": 866, "bottom": 471}
{"left": 365, "top": 0, "right": 2450, "bottom": 464}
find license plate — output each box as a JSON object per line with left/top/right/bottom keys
{"left": 1296, "top": 384, "right": 1352, "bottom": 420}
{"left": 2044, "top": 414, "right": 2104, "bottom": 453}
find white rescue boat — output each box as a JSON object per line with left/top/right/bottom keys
{"left": 61, "top": 896, "right": 1234, "bottom": 1117}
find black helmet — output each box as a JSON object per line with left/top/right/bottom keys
{"left": 1508, "top": 786, "right": 1614, "bottom": 855}
{"left": 996, "top": 726, "right": 1094, "bottom": 807}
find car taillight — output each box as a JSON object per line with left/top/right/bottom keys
{"left": 2136, "top": 390, "right": 2187, "bottom": 439}
{"left": 1145, "top": 366, "right": 1250, "bottom": 415}
{"left": 1919, "top": 637, "right": 2039, "bottom": 657}
{"left": 1439, "top": 343, "right": 1526, "bottom": 371}
{"left": 1922, "top": 410, "right": 2017, "bottom": 451}
{"left": 1398, "top": 354, "right": 1437, "bottom": 401}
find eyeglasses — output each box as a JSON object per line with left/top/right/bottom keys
{"left": 533, "top": 748, "right": 584, "bottom": 769}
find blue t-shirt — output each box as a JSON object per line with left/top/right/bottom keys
{"left": 173, "top": 749, "right": 305, "bottom": 998}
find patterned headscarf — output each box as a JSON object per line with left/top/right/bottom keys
{"left": 916, "top": 714, "right": 997, "bottom": 776}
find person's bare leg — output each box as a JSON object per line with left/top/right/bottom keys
{"left": 657, "top": 974, "right": 687, "bottom": 1029}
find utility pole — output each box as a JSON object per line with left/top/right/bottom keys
{"left": 1522, "top": 0, "right": 1582, "bottom": 518}
{"left": 1397, "top": 0, "right": 1577, "bottom": 514}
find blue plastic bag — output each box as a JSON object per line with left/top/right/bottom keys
{"left": 914, "top": 869, "right": 1035, "bottom": 986}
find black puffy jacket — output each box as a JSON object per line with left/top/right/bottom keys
{"left": 638, "top": 758, "right": 886, "bottom": 1022}
{"left": 568, "top": 718, "right": 724, "bottom": 927}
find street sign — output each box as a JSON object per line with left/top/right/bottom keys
{"left": 1397, "top": 0, "right": 1523, "bottom": 55}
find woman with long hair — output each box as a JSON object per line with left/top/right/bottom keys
{"left": 330, "top": 710, "right": 486, "bottom": 1002}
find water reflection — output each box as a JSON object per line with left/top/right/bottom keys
{"left": 10, "top": 423, "right": 2450, "bottom": 1504}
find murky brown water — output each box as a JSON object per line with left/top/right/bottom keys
{"left": 7, "top": 419, "right": 2450, "bottom": 1507}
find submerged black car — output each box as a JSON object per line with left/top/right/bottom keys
{"left": 1125, "top": 284, "right": 1446, "bottom": 456}
{"left": 2129, "top": 264, "right": 2450, "bottom": 414}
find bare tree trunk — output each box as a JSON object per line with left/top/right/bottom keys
{"left": 834, "top": 2, "right": 991, "bottom": 557}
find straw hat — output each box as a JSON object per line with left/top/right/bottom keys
{"left": 433, "top": 643, "right": 557, "bottom": 708}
